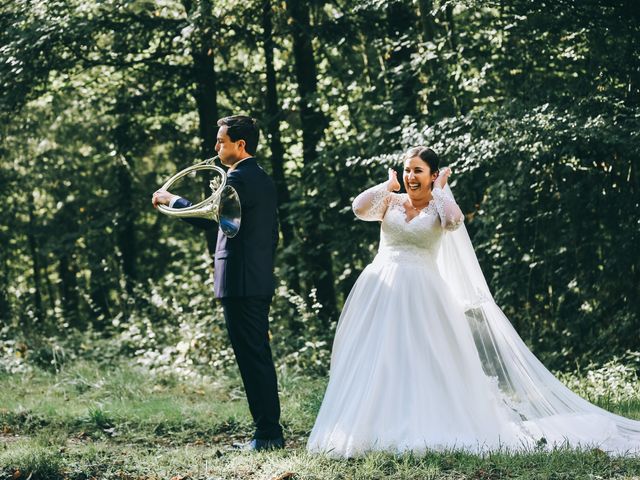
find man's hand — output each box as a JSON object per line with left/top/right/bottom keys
{"left": 434, "top": 167, "right": 452, "bottom": 190}
{"left": 152, "top": 189, "right": 178, "bottom": 208}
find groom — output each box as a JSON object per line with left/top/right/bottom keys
{"left": 152, "top": 115, "right": 284, "bottom": 451}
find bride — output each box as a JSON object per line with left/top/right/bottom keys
{"left": 307, "top": 146, "right": 640, "bottom": 457}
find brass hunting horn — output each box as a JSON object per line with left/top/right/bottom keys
{"left": 156, "top": 156, "right": 241, "bottom": 237}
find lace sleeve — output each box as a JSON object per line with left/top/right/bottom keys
{"left": 352, "top": 181, "right": 393, "bottom": 221}
{"left": 432, "top": 186, "right": 464, "bottom": 231}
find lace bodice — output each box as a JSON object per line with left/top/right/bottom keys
{"left": 352, "top": 181, "right": 463, "bottom": 263}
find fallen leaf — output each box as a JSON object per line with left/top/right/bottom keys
{"left": 272, "top": 473, "right": 296, "bottom": 480}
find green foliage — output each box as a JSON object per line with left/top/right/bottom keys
{"left": 270, "top": 284, "right": 333, "bottom": 375}
{"left": 557, "top": 353, "right": 640, "bottom": 408}
{"left": 1, "top": 0, "right": 639, "bottom": 373}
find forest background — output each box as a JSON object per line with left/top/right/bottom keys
{"left": 1, "top": 0, "right": 639, "bottom": 391}
{"left": 2, "top": 1, "right": 640, "bottom": 477}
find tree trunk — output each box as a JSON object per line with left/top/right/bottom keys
{"left": 444, "top": 2, "right": 463, "bottom": 115}
{"left": 416, "top": 0, "right": 461, "bottom": 118}
{"left": 115, "top": 155, "right": 137, "bottom": 294}
{"left": 262, "top": 0, "right": 299, "bottom": 292}
{"left": 112, "top": 33, "right": 138, "bottom": 297}
{"left": 262, "top": 0, "right": 293, "bottom": 247}
{"left": 187, "top": 0, "right": 219, "bottom": 259}
{"left": 286, "top": 0, "right": 337, "bottom": 322}
{"left": 417, "top": 0, "right": 436, "bottom": 42}
{"left": 359, "top": 30, "right": 386, "bottom": 96}
{"left": 27, "top": 197, "right": 43, "bottom": 329}
{"left": 43, "top": 260, "right": 57, "bottom": 328}
{"left": 0, "top": 232, "right": 11, "bottom": 324}
{"left": 87, "top": 244, "right": 112, "bottom": 328}
{"left": 58, "top": 250, "right": 79, "bottom": 328}
{"left": 386, "top": 1, "right": 420, "bottom": 125}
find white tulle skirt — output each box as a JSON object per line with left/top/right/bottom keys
{"left": 307, "top": 250, "right": 640, "bottom": 457}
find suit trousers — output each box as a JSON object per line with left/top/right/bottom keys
{"left": 220, "top": 296, "right": 283, "bottom": 440}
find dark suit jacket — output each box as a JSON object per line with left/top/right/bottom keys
{"left": 173, "top": 157, "right": 278, "bottom": 299}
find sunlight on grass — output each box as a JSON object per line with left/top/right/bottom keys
{"left": 1, "top": 360, "right": 640, "bottom": 479}
{"left": 0, "top": 440, "right": 62, "bottom": 480}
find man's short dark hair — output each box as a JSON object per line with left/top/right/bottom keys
{"left": 217, "top": 115, "right": 259, "bottom": 155}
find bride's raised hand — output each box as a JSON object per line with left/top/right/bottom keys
{"left": 434, "top": 167, "right": 451, "bottom": 189}
{"left": 387, "top": 168, "right": 401, "bottom": 192}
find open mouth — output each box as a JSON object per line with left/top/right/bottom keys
{"left": 408, "top": 183, "right": 421, "bottom": 191}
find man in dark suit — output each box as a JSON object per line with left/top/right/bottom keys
{"left": 152, "top": 115, "right": 284, "bottom": 451}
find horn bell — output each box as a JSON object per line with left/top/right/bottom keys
{"left": 157, "top": 156, "right": 242, "bottom": 238}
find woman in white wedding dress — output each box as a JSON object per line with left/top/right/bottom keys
{"left": 307, "top": 146, "right": 640, "bottom": 458}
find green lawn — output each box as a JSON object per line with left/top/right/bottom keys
{"left": 1, "top": 360, "right": 639, "bottom": 479}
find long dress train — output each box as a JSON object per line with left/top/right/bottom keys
{"left": 307, "top": 181, "right": 640, "bottom": 457}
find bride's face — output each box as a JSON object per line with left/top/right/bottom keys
{"left": 403, "top": 156, "right": 437, "bottom": 199}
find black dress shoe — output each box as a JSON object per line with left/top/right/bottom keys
{"left": 234, "top": 437, "right": 285, "bottom": 451}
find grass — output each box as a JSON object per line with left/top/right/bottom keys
{"left": 1, "top": 360, "right": 640, "bottom": 479}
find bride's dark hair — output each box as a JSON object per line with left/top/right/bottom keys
{"left": 405, "top": 147, "right": 440, "bottom": 188}
{"left": 405, "top": 146, "right": 439, "bottom": 173}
